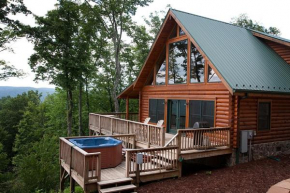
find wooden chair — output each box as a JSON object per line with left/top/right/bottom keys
{"left": 156, "top": 120, "right": 164, "bottom": 127}
{"left": 144, "top": 117, "right": 150, "bottom": 124}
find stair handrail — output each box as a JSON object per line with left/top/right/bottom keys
{"left": 164, "top": 133, "right": 179, "bottom": 147}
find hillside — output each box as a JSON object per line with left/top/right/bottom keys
{"left": 0, "top": 86, "right": 55, "bottom": 101}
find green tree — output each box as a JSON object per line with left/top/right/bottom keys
{"left": 86, "top": 0, "right": 153, "bottom": 112}
{"left": 0, "top": 0, "right": 30, "bottom": 81}
{"left": 231, "top": 14, "right": 280, "bottom": 35}
{"left": 29, "top": 0, "right": 101, "bottom": 136}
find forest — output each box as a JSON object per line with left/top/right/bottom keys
{"left": 0, "top": 0, "right": 280, "bottom": 192}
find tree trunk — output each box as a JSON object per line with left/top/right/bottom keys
{"left": 85, "top": 76, "right": 90, "bottom": 113}
{"left": 67, "top": 89, "right": 73, "bottom": 136}
{"left": 78, "top": 82, "right": 83, "bottom": 136}
{"left": 112, "top": 36, "right": 121, "bottom": 113}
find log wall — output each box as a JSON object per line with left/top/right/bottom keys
{"left": 140, "top": 83, "right": 233, "bottom": 143}
{"left": 239, "top": 95, "right": 290, "bottom": 144}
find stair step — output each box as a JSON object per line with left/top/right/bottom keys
{"left": 98, "top": 178, "right": 133, "bottom": 186}
{"left": 100, "top": 184, "right": 136, "bottom": 193}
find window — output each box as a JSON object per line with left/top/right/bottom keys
{"left": 208, "top": 65, "right": 221, "bottom": 82}
{"left": 258, "top": 102, "right": 271, "bottom": 130}
{"left": 179, "top": 27, "right": 185, "bottom": 36}
{"left": 149, "top": 99, "right": 165, "bottom": 123}
{"left": 168, "top": 39, "right": 188, "bottom": 84}
{"left": 169, "top": 24, "right": 177, "bottom": 39}
{"left": 156, "top": 49, "right": 166, "bottom": 85}
{"left": 190, "top": 43, "right": 205, "bottom": 83}
{"left": 189, "top": 100, "right": 215, "bottom": 127}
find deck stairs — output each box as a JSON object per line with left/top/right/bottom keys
{"left": 98, "top": 177, "right": 136, "bottom": 193}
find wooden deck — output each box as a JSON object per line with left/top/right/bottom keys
{"left": 59, "top": 114, "right": 233, "bottom": 192}
{"left": 101, "top": 161, "right": 126, "bottom": 181}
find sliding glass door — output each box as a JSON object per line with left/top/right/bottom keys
{"left": 167, "top": 100, "right": 186, "bottom": 134}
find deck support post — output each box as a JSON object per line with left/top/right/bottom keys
{"left": 60, "top": 166, "right": 65, "bottom": 192}
{"left": 70, "top": 176, "right": 75, "bottom": 193}
{"left": 126, "top": 97, "right": 129, "bottom": 120}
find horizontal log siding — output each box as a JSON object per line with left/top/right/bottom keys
{"left": 140, "top": 84, "right": 233, "bottom": 146}
{"left": 239, "top": 96, "right": 290, "bottom": 144}
{"left": 263, "top": 39, "right": 290, "bottom": 65}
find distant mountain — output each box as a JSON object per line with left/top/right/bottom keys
{"left": 0, "top": 86, "right": 55, "bottom": 101}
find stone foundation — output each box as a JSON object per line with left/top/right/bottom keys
{"left": 227, "top": 140, "right": 290, "bottom": 166}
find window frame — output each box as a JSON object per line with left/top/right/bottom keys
{"left": 257, "top": 100, "right": 272, "bottom": 131}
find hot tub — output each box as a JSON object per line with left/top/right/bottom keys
{"left": 69, "top": 137, "right": 122, "bottom": 169}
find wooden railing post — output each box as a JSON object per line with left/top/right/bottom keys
{"left": 125, "top": 151, "right": 130, "bottom": 177}
{"left": 177, "top": 131, "right": 182, "bottom": 178}
{"left": 97, "top": 155, "right": 101, "bottom": 182}
{"left": 98, "top": 115, "right": 101, "bottom": 135}
{"left": 161, "top": 127, "right": 165, "bottom": 146}
{"left": 83, "top": 155, "right": 88, "bottom": 184}
{"left": 133, "top": 135, "right": 136, "bottom": 149}
{"left": 127, "top": 121, "right": 129, "bottom": 134}
{"left": 147, "top": 125, "right": 150, "bottom": 148}
{"left": 110, "top": 119, "right": 113, "bottom": 135}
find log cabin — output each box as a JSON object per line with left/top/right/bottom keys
{"left": 59, "top": 9, "right": 290, "bottom": 192}
{"left": 118, "top": 9, "right": 290, "bottom": 163}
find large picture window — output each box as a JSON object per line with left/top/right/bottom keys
{"left": 168, "top": 39, "right": 188, "bottom": 84}
{"left": 190, "top": 43, "right": 204, "bottom": 83}
{"left": 189, "top": 100, "right": 215, "bottom": 127}
{"left": 149, "top": 99, "right": 165, "bottom": 123}
{"left": 258, "top": 102, "right": 271, "bottom": 130}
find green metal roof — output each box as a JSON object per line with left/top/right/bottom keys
{"left": 171, "top": 9, "right": 290, "bottom": 94}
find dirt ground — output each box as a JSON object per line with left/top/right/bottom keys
{"left": 138, "top": 154, "right": 290, "bottom": 193}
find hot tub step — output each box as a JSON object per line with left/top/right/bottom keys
{"left": 99, "top": 184, "right": 136, "bottom": 193}
{"left": 98, "top": 178, "right": 133, "bottom": 186}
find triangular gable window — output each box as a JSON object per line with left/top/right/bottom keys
{"left": 208, "top": 65, "right": 221, "bottom": 82}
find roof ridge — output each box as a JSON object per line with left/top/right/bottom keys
{"left": 170, "top": 8, "right": 247, "bottom": 30}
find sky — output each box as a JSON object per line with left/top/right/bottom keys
{"left": 1, "top": 0, "right": 290, "bottom": 88}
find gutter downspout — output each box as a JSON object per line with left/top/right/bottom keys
{"left": 236, "top": 93, "right": 248, "bottom": 164}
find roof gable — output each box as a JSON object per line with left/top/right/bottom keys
{"left": 119, "top": 9, "right": 290, "bottom": 98}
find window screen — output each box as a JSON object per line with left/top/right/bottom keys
{"left": 258, "top": 102, "right": 271, "bottom": 130}
{"left": 149, "top": 99, "right": 165, "bottom": 123}
{"left": 189, "top": 100, "right": 215, "bottom": 127}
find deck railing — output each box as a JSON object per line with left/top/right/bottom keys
{"left": 59, "top": 137, "right": 101, "bottom": 186}
{"left": 125, "top": 146, "right": 179, "bottom": 177}
{"left": 89, "top": 113, "right": 165, "bottom": 147}
{"left": 94, "top": 112, "right": 139, "bottom": 121}
{"left": 177, "top": 128, "right": 231, "bottom": 151}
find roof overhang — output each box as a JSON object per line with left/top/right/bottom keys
{"left": 117, "top": 83, "right": 139, "bottom": 99}
{"left": 252, "top": 30, "right": 290, "bottom": 47}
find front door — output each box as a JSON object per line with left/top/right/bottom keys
{"left": 167, "top": 100, "right": 186, "bottom": 134}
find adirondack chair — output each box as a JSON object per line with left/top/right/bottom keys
{"left": 143, "top": 117, "right": 150, "bottom": 124}
{"left": 156, "top": 120, "right": 164, "bottom": 127}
